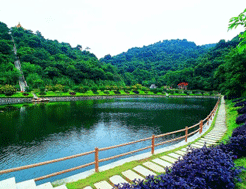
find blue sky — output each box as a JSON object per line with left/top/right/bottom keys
{"left": 1, "top": 0, "right": 245, "bottom": 58}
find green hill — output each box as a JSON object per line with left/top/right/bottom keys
{"left": 100, "top": 39, "right": 215, "bottom": 86}
{"left": 0, "top": 21, "right": 124, "bottom": 89}
{"left": 0, "top": 22, "right": 20, "bottom": 86}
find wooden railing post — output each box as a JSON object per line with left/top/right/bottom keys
{"left": 185, "top": 126, "right": 188, "bottom": 142}
{"left": 95, "top": 147, "right": 99, "bottom": 172}
{"left": 199, "top": 120, "right": 203, "bottom": 134}
{"left": 151, "top": 135, "right": 155, "bottom": 154}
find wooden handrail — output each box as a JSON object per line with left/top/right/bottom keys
{"left": 0, "top": 97, "right": 221, "bottom": 181}
{"left": 0, "top": 150, "right": 95, "bottom": 175}
{"left": 99, "top": 136, "right": 152, "bottom": 151}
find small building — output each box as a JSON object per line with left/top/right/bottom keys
{"left": 178, "top": 82, "right": 188, "bottom": 90}
{"left": 150, "top": 84, "right": 157, "bottom": 89}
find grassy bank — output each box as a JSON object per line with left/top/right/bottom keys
{"left": 224, "top": 100, "right": 246, "bottom": 188}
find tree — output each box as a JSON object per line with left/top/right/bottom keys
{"left": 228, "top": 8, "right": 246, "bottom": 52}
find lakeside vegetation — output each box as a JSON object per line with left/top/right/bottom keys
{"left": 0, "top": 8, "right": 245, "bottom": 98}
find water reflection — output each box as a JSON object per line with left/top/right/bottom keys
{"left": 0, "top": 97, "right": 217, "bottom": 183}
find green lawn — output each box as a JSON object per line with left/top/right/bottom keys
{"left": 224, "top": 100, "right": 246, "bottom": 188}
{"left": 0, "top": 92, "right": 33, "bottom": 98}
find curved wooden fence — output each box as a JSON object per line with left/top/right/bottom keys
{"left": 0, "top": 97, "right": 221, "bottom": 181}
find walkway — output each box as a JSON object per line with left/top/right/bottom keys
{"left": 83, "top": 97, "right": 226, "bottom": 189}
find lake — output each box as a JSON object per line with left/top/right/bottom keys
{"left": 0, "top": 97, "right": 217, "bottom": 184}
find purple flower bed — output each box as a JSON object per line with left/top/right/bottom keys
{"left": 234, "top": 101, "right": 246, "bottom": 107}
{"left": 117, "top": 146, "right": 242, "bottom": 189}
{"left": 232, "top": 124, "right": 246, "bottom": 137}
{"left": 217, "top": 134, "right": 246, "bottom": 159}
{"left": 238, "top": 106, "right": 246, "bottom": 114}
{"left": 236, "top": 113, "right": 246, "bottom": 124}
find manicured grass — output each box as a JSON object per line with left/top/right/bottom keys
{"left": 0, "top": 92, "right": 33, "bottom": 98}
{"left": 223, "top": 99, "right": 246, "bottom": 188}
{"left": 221, "top": 100, "right": 241, "bottom": 142}
{"left": 235, "top": 158, "right": 246, "bottom": 189}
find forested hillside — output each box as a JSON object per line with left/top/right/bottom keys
{"left": 0, "top": 22, "right": 20, "bottom": 86}
{"left": 1, "top": 22, "right": 124, "bottom": 89}
{"left": 163, "top": 37, "right": 240, "bottom": 90}
{"left": 100, "top": 39, "right": 215, "bottom": 86}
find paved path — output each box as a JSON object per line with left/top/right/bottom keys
{"left": 84, "top": 97, "right": 226, "bottom": 189}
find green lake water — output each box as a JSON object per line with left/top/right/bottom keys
{"left": 0, "top": 97, "right": 217, "bottom": 184}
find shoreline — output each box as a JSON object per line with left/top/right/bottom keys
{"left": 0, "top": 95, "right": 219, "bottom": 105}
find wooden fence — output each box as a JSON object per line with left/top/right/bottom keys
{"left": 0, "top": 97, "right": 220, "bottom": 181}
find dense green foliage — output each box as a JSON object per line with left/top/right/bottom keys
{"left": 100, "top": 39, "right": 215, "bottom": 86}
{"left": 1, "top": 12, "right": 246, "bottom": 97}
{"left": 228, "top": 8, "right": 246, "bottom": 53}
{"left": 0, "top": 22, "right": 20, "bottom": 86}
{"left": 9, "top": 25, "right": 123, "bottom": 89}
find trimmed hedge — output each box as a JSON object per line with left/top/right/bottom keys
{"left": 238, "top": 106, "right": 246, "bottom": 114}
{"left": 232, "top": 124, "right": 246, "bottom": 137}
{"left": 234, "top": 101, "right": 246, "bottom": 107}
{"left": 236, "top": 113, "right": 246, "bottom": 124}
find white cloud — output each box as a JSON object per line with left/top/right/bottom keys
{"left": 0, "top": 0, "right": 245, "bottom": 58}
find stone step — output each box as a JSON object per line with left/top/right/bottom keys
{"left": 206, "top": 134, "right": 224, "bottom": 137}
{"left": 167, "top": 153, "right": 182, "bottom": 159}
{"left": 200, "top": 138, "right": 217, "bottom": 143}
{"left": 160, "top": 155, "right": 178, "bottom": 164}
{"left": 94, "top": 181, "right": 112, "bottom": 189}
{"left": 191, "top": 144, "right": 203, "bottom": 148}
{"left": 0, "top": 177, "right": 16, "bottom": 189}
{"left": 193, "top": 142, "right": 208, "bottom": 146}
{"left": 16, "top": 180, "right": 36, "bottom": 189}
{"left": 195, "top": 141, "right": 213, "bottom": 146}
{"left": 83, "top": 186, "right": 93, "bottom": 189}
{"left": 152, "top": 158, "right": 172, "bottom": 168}
{"left": 122, "top": 170, "right": 144, "bottom": 182}
{"left": 133, "top": 165, "right": 156, "bottom": 177}
{"left": 143, "top": 161, "right": 165, "bottom": 173}
{"left": 174, "top": 150, "right": 187, "bottom": 156}
{"left": 54, "top": 185, "right": 67, "bottom": 189}
{"left": 198, "top": 140, "right": 217, "bottom": 144}
{"left": 37, "top": 182, "right": 53, "bottom": 189}
{"left": 109, "top": 175, "right": 128, "bottom": 187}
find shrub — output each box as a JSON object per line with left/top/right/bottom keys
{"left": 91, "top": 86, "right": 98, "bottom": 93}
{"left": 3, "top": 85, "right": 16, "bottom": 96}
{"left": 72, "top": 86, "right": 79, "bottom": 92}
{"left": 117, "top": 146, "right": 242, "bottom": 189}
{"left": 238, "top": 106, "right": 246, "bottom": 114}
{"left": 69, "top": 92, "right": 76, "bottom": 95}
{"left": 236, "top": 113, "right": 246, "bottom": 124}
{"left": 0, "top": 85, "right": 4, "bottom": 94}
{"left": 217, "top": 135, "right": 246, "bottom": 158}
{"left": 114, "top": 90, "right": 121, "bottom": 94}
{"left": 132, "top": 90, "right": 139, "bottom": 94}
{"left": 234, "top": 101, "right": 246, "bottom": 107}
{"left": 45, "top": 85, "right": 54, "bottom": 92}
{"left": 63, "top": 86, "right": 70, "bottom": 93}
{"left": 103, "top": 90, "right": 109, "bottom": 94}
{"left": 232, "top": 123, "right": 246, "bottom": 137}
{"left": 53, "top": 84, "right": 64, "bottom": 92}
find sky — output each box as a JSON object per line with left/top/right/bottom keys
{"left": 1, "top": 0, "right": 246, "bottom": 58}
